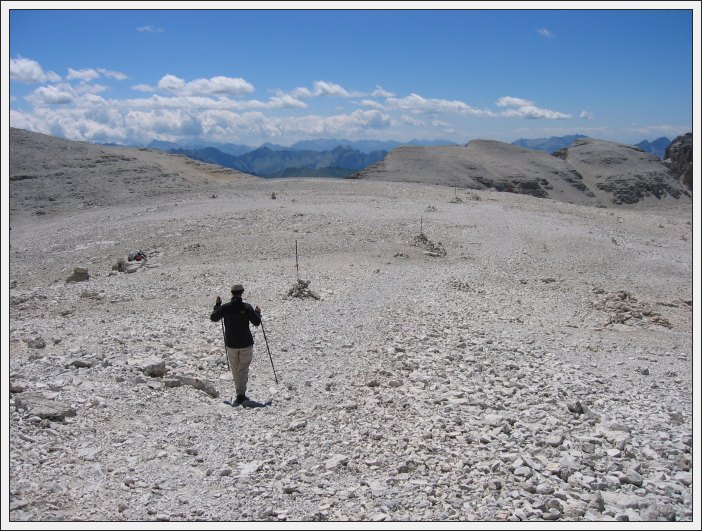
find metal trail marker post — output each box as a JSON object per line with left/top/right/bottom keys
{"left": 295, "top": 239, "right": 299, "bottom": 281}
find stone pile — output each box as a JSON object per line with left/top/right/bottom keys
{"left": 412, "top": 233, "right": 447, "bottom": 257}
{"left": 286, "top": 279, "right": 320, "bottom": 300}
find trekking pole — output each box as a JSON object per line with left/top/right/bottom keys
{"left": 221, "top": 320, "right": 229, "bottom": 370}
{"left": 259, "top": 320, "right": 278, "bottom": 384}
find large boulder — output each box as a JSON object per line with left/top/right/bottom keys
{"left": 66, "top": 267, "right": 89, "bottom": 283}
{"left": 14, "top": 392, "right": 77, "bottom": 421}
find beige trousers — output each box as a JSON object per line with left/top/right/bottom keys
{"left": 226, "top": 345, "right": 253, "bottom": 397}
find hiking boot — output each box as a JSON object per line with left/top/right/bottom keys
{"left": 234, "top": 394, "right": 249, "bottom": 404}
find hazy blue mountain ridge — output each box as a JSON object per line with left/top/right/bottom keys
{"left": 635, "top": 137, "right": 671, "bottom": 160}
{"left": 511, "top": 135, "right": 588, "bottom": 153}
{"left": 168, "top": 145, "right": 387, "bottom": 177}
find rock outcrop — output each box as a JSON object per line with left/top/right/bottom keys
{"left": 555, "top": 138, "right": 691, "bottom": 206}
{"left": 664, "top": 133, "right": 692, "bottom": 190}
{"left": 354, "top": 138, "right": 690, "bottom": 208}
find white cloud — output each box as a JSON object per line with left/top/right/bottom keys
{"left": 156, "top": 74, "right": 255, "bottom": 96}
{"left": 496, "top": 96, "right": 572, "bottom": 119}
{"left": 431, "top": 119, "right": 450, "bottom": 127}
{"left": 400, "top": 114, "right": 424, "bottom": 126}
{"left": 67, "top": 68, "right": 100, "bottom": 81}
{"left": 371, "top": 85, "right": 395, "bottom": 98}
{"left": 312, "top": 81, "right": 352, "bottom": 97}
{"left": 118, "top": 93, "right": 305, "bottom": 112}
{"left": 496, "top": 96, "right": 532, "bottom": 108}
{"left": 98, "top": 68, "right": 128, "bottom": 80}
{"left": 10, "top": 57, "right": 61, "bottom": 84}
{"left": 10, "top": 105, "right": 393, "bottom": 145}
{"left": 291, "top": 86, "right": 313, "bottom": 98}
{"left": 137, "top": 25, "right": 164, "bottom": 33}
{"left": 157, "top": 74, "right": 186, "bottom": 93}
{"left": 131, "top": 84, "right": 156, "bottom": 92}
{"left": 26, "top": 85, "right": 74, "bottom": 105}
{"left": 291, "top": 80, "right": 364, "bottom": 98}
{"left": 386, "top": 93, "right": 495, "bottom": 117}
{"left": 538, "top": 28, "right": 554, "bottom": 39}
{"left": 624, "top": 124, "right": 690, "bottom": 138}
{"left": 266, "top": 94, "right": 308, "bottom": 109}
{"left": 580, "top": 110, "right": 594, "bottom": 119}
{"left": 360, "top": 99, "right": 386, "bottom": 109}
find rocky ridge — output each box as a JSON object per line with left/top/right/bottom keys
{"left": 353, "top": 138, "right": 691, "bottom": 208}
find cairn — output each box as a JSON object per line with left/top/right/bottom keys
{"left": 286, "top": 279, "right": 320, "bottom": 300}
{"left": 412, "top": 233, "right": 447, "bottom": 257}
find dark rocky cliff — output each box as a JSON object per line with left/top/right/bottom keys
{"left": 664, "top": 133, "right": 692, "bottom": 190}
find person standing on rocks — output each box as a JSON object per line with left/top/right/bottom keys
{"left": 210, "top": 284, "right": 261, "bottom": 406}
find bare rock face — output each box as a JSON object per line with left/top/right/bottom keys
{"left": 353, "top": 142, "right": 597, "bottom": 206}
{"left": 664, "top": 133, "right": 692, "bottom": 190}
{"left": 556, "top": 138, "right": 691, "bottom": 206}
{"left": 354, "top": 138, "right": 691, "bottom": 207}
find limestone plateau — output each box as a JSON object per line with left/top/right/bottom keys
{"left": 8, "top": 128, "right": 693, "bottom": 523}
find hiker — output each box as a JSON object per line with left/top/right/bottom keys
{"left": 210, "top": 284, "right": 262, "bottom": 405}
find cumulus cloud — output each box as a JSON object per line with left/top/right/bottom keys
{"left": 580, "top": 110, "right": 594, "bottom": 119}
{"left": 10, "top": 57, "right": 61, "bottom": 84}
{"left": 312, "top": 81, "right": 352, "bottom": 97}
{"left": 117, "top": 93, "right": 305, "bottom": 112}
{"left": 137, "top": 25, "right": 164, "bottom": 33}
{"left": 400, "top": 114, "right": 425, "bottom": 126}
{"left": 360, "top": 99, "right": 386, "bottom": 110}
{"left": 371, "top": 85, "right": 395, "bottom": 98}
{"left": 291, "top": 80, "right": 364, "bottom": 98}
{"left": 154, "top": 74, "right": 255, "bottom": 96}
{"left": 496, "top": 96, "right": 571, "bottom": 119}
{"left": 10, "top": 105, "right": 393, "bottom": 145}
{"left": 67, "top": 68, "right": 101, "bottom": 82}
{"left": 538, "top": 28, "right": 554, "bottom": 39}
{"left": 131, "top": 84, "right": 155, "bottom": 92}
{"left": 431, "top": 119, "right": 450, "bottom": 127}
{"left": 385, "top": 93, "right": 495, "bottom": 117}
{"left": 25, "top": 85, "right": 74, "bottom": 105}
{"left": 98, "top": 68, "right": 128, "bottom": 80}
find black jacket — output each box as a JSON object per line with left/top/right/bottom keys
{"left": 210, "top": 297, "right": 261, "bottom": 348}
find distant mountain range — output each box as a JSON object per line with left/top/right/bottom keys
{"left": 116, "top": 134, "right": 675, "bottom": 177}
{"left": 148, "top": 137, "right": 457, "bottom": 155}
{"left": 512, "top": 134, "right": 588, "bottom": 153}
{"left": 634, "top": 137, "right": 671, "bottom": 160}
{"left": 168, "top": 145, "right": 388, "bottom": 177}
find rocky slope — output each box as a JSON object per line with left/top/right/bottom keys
{"left": 554, "top": 138, "right": 691, "bottom": 206}
{"left": 6, "top": 129, "right": 695, "bottom": 523}
{"left": 9, "top": 127, "right": 250, "bottom": 218}
{"left": 353, "top": 138, "right": 690, "bottom": 209}
{"left": 664, "top": 133, "right": 693, "bottom": 191}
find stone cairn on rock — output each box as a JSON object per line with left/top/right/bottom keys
{"left": 591, "top": 288, "right": 671, "bottom": 329}
{"left": 286, "top": 279, "right": 320, "bottom": 300}
{"left": 412, "top": 232, "right": 447, "bottom": 257}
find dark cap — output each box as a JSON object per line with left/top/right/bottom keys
{"left": 231, "top": 283, "right": 244, "bottom": 294}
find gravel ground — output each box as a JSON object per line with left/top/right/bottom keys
{"left": 6, "top": 174, "right": 693, "bottom": 522}
{"left": 6, "top": 156, "right": 697, "bottom": 524}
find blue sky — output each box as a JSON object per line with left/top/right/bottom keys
{"left": 4, "top": 4, "right": 698, "bottom": 147}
